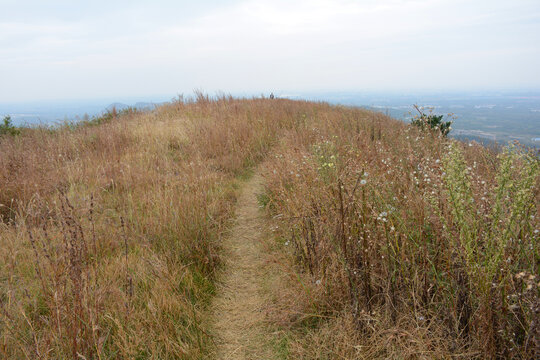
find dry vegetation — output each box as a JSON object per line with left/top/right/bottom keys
{"left": 0, "top": 96, "right": 313, "bottom": 359}
{"left": 1, "top": 97, "right": 538, "bottom": 359}
{"left": 261, "top": 104, "right": 539, "bottom": 359}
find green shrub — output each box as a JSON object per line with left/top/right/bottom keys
{"left": 0, "top": 115, "right": 20, "bottom": 136}
{"left": 411, "top": 104, "right": 452, "bottom": 136}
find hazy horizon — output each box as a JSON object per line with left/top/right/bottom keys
{"left": 2, "top": 87, "right": 540, "bottom": 106}
{"left": 1, "top": 0, "right": 540, "bottom": 102}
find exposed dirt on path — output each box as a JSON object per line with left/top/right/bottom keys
{"left": 210, "top": 173, "right": 277, "bottom": 360}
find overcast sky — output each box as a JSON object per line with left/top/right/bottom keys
{"left": 1, "top": 0, "right": 539, "bottom": 102}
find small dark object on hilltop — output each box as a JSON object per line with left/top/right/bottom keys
{"left": 269, "top": 93, "right": 275, "bottom": 99}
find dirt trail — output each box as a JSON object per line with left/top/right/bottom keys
{"left": 211, "top": 174, "right": 276, "bottom": 360}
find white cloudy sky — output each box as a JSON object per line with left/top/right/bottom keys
{"left": 1, "top": 0, "right": 539, "bottom": 101}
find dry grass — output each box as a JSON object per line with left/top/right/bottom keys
{"left": 261, "top": 105, "right": 539, "bottom": 359}
{"left": 1, "top": 97, "right": 537, "bottom": 359}
{"left": 0, "top": 96, "right": 315, "bottom": 359}
{"left": 210, "top": 174, "right": 277, "bottom": 359}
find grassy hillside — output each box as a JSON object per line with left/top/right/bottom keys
{"left": 1, "top": 97, "right": 538, "bottom": 359}
{"left": 260, "top": 104, "right": 539, "bottom": 359}
{"left": 0, "top": 96, "right": 312, "bottom": 359}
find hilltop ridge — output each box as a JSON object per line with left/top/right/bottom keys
{"left": 0, "top": 97, "right": 538, "bottom": 359}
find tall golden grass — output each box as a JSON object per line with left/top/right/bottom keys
{"left": 0, "top": 96, "right": 315, "bottom": 359}
{"left": 261, "top": 105, "right": 539, "bottom": 359}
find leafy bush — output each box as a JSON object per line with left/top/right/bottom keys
{"left": 411, "top": 104, "right": 452, "bottom": 136}
{"left": 0, "top": 115, "right": 20, "bottom": 136}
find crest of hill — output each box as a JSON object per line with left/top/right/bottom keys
{"left": 0, "top": 97, "right": 537, "bottom": 359}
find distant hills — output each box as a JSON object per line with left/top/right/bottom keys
{"left": 105, "top": 102, "right": 163, "bottom": 112}
{"left": 1, "top": 100, "right": 166, "bottom": 126}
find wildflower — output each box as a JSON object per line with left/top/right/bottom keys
{"left": 315, "top": 279, "right": 321, "bottom": 286}
{"left": 360, "top": 179, "right": 367, "bottom": 185}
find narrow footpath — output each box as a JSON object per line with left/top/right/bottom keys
{"left": 211, "top": 174, "right": 276, "bottom": 360}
